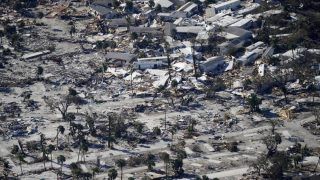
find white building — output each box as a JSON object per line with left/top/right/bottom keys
{"left": 229, "top": 18, "right": 254, "bottom": 29}
{"left": 199, "top": 56, "right": 225, "bottom": 73}
{"left": 237, "top": 47, "right": 264, "bottom": 65}
{"left": 133, "top": 56, "right": 168, "bottom": 70}
{"left": 213, "top": 0, "right": 241, "bottom": 13}
{"left": 246, "top": 41, "right": 265, "bottom": 51}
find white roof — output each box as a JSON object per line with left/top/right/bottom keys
{"left": 212, "top": 15, "right": 240, "bottom": 27}
{"left": 155, "top": 0, "right": 173, "bottom": 8}
{"left": 214, "top": 0, "right": 240, "bottom": 9}
{"left": 176, "top": 26, "right": 204, "bottom": 34}
{"left": 246, "top": 41, "right": 264, "bottom": 51}
{"left": 21, "top": 50, "right": 51, "bottom": 59}
{"left": 184, "top": 3, "right": 198, "bottom": 12}
{"left": 229, "top": 18, "right": 252, "bottom": 27}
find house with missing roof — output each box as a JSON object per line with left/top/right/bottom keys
{"left": 89, "top": 0, "right": 117, "bottom": 19}
{"left": 106, "top": 52, "right": 137, "bottom": 67}
{"left": 155, "top": 0, "right": 174, "bottom": 10}
{"left": 213, "top": 0, "right": 241, "bottom": 13}
{"left": 177, "top": 2, "right": 198, "bottom": 17}
{"left": 218, "top": 26, "right": 252, "bottom": 55}
{"left": 199, "top": 56, "right": 225, "bottom": 74}
{"left": 133, "top": 56, "right": 169, "bottom": 70}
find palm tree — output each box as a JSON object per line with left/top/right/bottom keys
{"left": 92, "top": 166, "right": 100, "bottom": 179}
{"left": 47, "top": 144, "right": 55, "bottom": 168}
{"left": 3, "top": 159, "right": 10, "bottom": 179}
{"left": 159, "top": 152, "right": 170, "bottom": 179}
{"left": 169, "top": 125, "right": 177, "bottom": 140}
{"left": 108, "top": 168, "right": 118, "bottom": 180}
{"left": 17, "top": 152, "right": 24, "bottom": 175}
{"left": 107, "top": 113, "right": 116, "bottom": 148}
{"left": 36, "top": 66, "right": 43, "bottom": 80}
{"left": 80, "top": 141, "right": 89, "bottom": 162}
{"left": 164, "top": 41, "right": 172, "bottom": 81}
{"left": 56, "top": 125, "right": 65, "bottom": 149}
{"left": 146, "top": 153, "right": 156, "bottom": 171}
{"left": 57, "top": 155, "right": 66, "bottom": 175}
{"left": 116, "top": 159, "right": 126, "bottom": 180}
{"left": 191, "top": 39, "right": 198, "bottom": 79}
{"left": 314, "top": 156, "right": 320, "bottom": 172}
{"left": 0, "top": 30, "right": 4, "bottom": 44}
{"left": 246, "top": 93, "right": 261, "bottom": 113}
{"left": 70, "top": 163, "right": 82, "bottom": 179}
{"left": 40, "top": 133, "right": 47, "bottom": 170}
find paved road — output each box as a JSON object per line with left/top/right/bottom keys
{"left": 206, "top": 167, "right": 249, "bottom": 179}
{"left": 284, "top": 116, "right": 320, "bottom": 148}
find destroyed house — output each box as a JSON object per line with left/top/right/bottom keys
{"left": 218, "top": 38, "right": 245, "bottom": 55}
{"left": 107, "top": 18, "right": 131, "bottom": 28}
{"left": 225, "top": 26, "right": 252, "bottom": 41}
{"left": 130, "top": 26, "right": 163, "bottom": 36}
{"left": 21, "top": 50, "right": 51, "bottom": 60}
{"left": 106, "top": 52, "right": 137, "bottom": 66}
{"left": 155, "top": 0, "right": 174, "bottom": 9}
{"left": 199, "top": 56, "right": 225, "bottom": 74}
{"left": 213, "top": 0, "right": 241, "bottom": 13}
{"left": 90, "top": 3, "right": 116, "bottom": 19}
{"left": 133, "top": 56, "right": 169, "bottom": 70}
{"left": 175, "top": 26, "right": 204, "bottom": 39}
{"left": 177, "top": 2, "right": 198, "bottom": 17}
{"left": 158, "top": 11, "right": 187, "bottom": 21}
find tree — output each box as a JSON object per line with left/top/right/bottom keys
{"left": 202, "top": 175, "right": 210, "bottom": 180}
{"left": 0, "top": 30, "right": 4, "bottom": 44}
{"left": 113, "top": 0, "right": 120, "bottom": 9}
{"left": 265, "top": 151, "right": 291, "bottom": 178}
{"left": 108, "top": 168, "right": 118, "bottom": 180}
{"left": 2, "top": 159, "right": 11, "bottom": 179}
{"left": 107, "top": 113, "right": 117, "bottom": 148}
{"left": 155, "top": 4, "right": 162, "bottom": 12}
{"left": 169, "top": 125, "right": 177, "bottom": 140}
{"left": 68, "top": 87, "right": 77, "bottom": 96}
{"left": 44, "top": 95, "right": 77, "bottom": 120}
{"left": 164, "top": 41, "right": 172, "bottom": 81}
{"left": 159, "top": 152, "right": 170, "bottom": 179}
{"left": 250, "top": 154, "right": 267, "bottom": 175}
{"left": 191, "top": 39, "right": 199, "bottom": 78}
{"left": 47, "top": 144, "right": 55, "bottom": 168}
{"left": 263, "top": 133, "right": 282, "bottom": 156}
{"left": 131, "top": 32, "right": 138, "bottom": 40}
{"left": 92, "top": 166, "right": 100, "bottom": 179}
{"left": 40, "top": 133, "right": 47, "bottom": 170}
{"left": 171, "top": 158, "right": 184, "bottom": 177}
{"left": 246, "top": 93, "right": 261, "bottom": 113}
{"left": 56, "top": 125, "right": 65, "bottom": 149}
{"left": 204, "top": 0, "right": 216, "bottom": 6}
{"left": 79, "top": 139, "right": 88, "bottom": 162}
{"left": 69, "top": 24, "right": 76, "bottom": 37}
{"left": 36, "top": 66, "right": 43, "bottom": 79}
{"left": 116, "top": 159, "right": 126, "bottom": 180}
{"left": 269, "top": 119, "right": 281, "bottom": 134}
{"left": 125, "top": 0, "right": 133, "bottom": 11}
{"left": 145, "top": 153, "right": 156, "bottom": 171}
{"left": 3, "top": 102, "right": 21, "bottom": 117}
{"left": 70, "top": 163, "right": 82, "bottom": 179}
{"left": 85, "top": 113, "right": 96, "bottom": 136}
{"left": 17, "top": 152, "right": 24, "bottom": 175}
{"left": 149, "top": 0, "right": 155, "bottom": 7}
{"left": 312, "top": 107, "right": 320, "bottom": 125}
{"left": 11, "top": 145, "right": 20, "bottom": 155}
{"left": 57, "top": 155, "right": 66, "bottom": 175}
{"left": 153, "top": 126, "right": 161, "bottom": 136}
